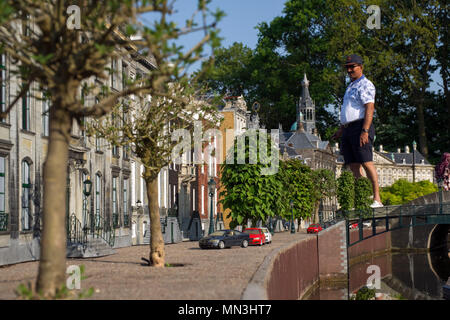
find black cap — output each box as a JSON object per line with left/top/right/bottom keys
{"left": 344, "top": 54, "right": 363, "bottom": 66}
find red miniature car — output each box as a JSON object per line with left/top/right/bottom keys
{"left": 243, "top": 228, "right": 266, "bottom": 246}
{"left": 349, "top": 223, "right": 358, "bottom": 229}
{"left": 307, "top": 224, "right": 323, "bottom": 234}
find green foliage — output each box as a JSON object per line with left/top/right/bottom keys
{"left": 354, "top": 177, "right": 373, "bottom": 211}
{"left": 278, "top": 159, "right": 315, "bottom": 221}
{"left": 350, "top": 286, "right": 376, "bottom": 300}
{"left": 311, "top": 169, "right": 336, "bottom": 202}
{"left": 380, "top": 179, "right": 438, "bottom": 205}
{"left": 220, "top": 132, "right": 284, "bottom": 228}
{"left": 197, "top": 42, "right": 255, "bottom": 97}
{"left": 310, "top": 169, "right": 337, "bottom": 222}
{"left": 337, "top": 170, "right": 355, "bottom": 211}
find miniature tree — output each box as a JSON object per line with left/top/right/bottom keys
{"left": 220, "top": 131, "right": 282, "bottom": 229}
{"left": 90, "top": 86, "right": 221, "bottom": 267}
{"left": 337, "top": 170, "right": 355, "bottom": 213}
{"left": 354, "top": 177, "right": 373, "bottom": 217}
{"left": 278, "top": 159, "right": 315, "bottom": 229}
{"left": 310, "top": 168, "right": 336, "bottom": 224}
{"left": 0, "top": 0, "right": 222, "bottom": 298}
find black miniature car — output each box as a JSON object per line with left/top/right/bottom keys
{"left": 199, "top": 229, "right": 250, "bottom": 249}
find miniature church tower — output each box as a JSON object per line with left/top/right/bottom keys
{"left": 296, "top": 74, "right": 316, "bottom": 134}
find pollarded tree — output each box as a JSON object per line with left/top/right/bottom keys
{"left": 310, "top": 168, "right": 336, "bottom": 223}
{"left": 337, "top": 170, "right": 355, "bottom": 212}
{"left": 0, "top": 0, "right": 222, "bottom": 298}
{"left": 354, "top": 177, "right": 372, "bottom": 216}
{"left": 278, "top": 159, "right": 315, "bottom": 230}
{"left": 220, "top": 130, "right": 282, "bottom": 229}
{"left": 90, "top": 86, "right": 221, "bottom": 267}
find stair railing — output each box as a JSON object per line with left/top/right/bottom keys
{"left": 83, "top": 214, "right": 116, "bottom": 247}
{"left": 67, "top": 213, "right": 88, "bottom": 249}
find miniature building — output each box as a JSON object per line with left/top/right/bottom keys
{"left": 333, "top": 143, "right": 435, "bottom": 186}
{"left": 217, "top": 95, "right": 249, "bottom": 229}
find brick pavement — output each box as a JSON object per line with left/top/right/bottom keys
{"left": 0, "top": 231, "right": 313, "bottom": 300}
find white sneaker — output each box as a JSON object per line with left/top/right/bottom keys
{"left": 370, "top": 201, "right": 384, "bottom": 208}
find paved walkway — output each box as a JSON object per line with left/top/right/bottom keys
{"left": 0, "top": 231, "right": 313, "bottom": 300}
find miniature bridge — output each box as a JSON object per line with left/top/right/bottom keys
{"left": 342, "top": 202, "right": 450, "bottom": 247}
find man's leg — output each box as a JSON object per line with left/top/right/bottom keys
{"left": 361, "top": 161, "right": 381, "bottom": 203}
{"left": 349, "top": 163, "right": 364, "bottom": 178}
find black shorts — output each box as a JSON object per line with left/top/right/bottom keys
{"left": 341, "top": 119, "right": 375, "bottom": 165}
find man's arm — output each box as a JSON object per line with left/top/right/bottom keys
{"left": 362, "top": 102, "right": 374, "bottom": 131}
{"left": 360, "top": 102, "right": 374, "bottom": 146}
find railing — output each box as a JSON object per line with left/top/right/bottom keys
{"left": 84, "top": 214, "right": 115, "bottom": 247}
{"left": 342, "top": 203, "right": 450, "bottom": 247}
{"left": 343, "top": 203, "right": 450, "bottom": 221}
{"left": 67, "top": 213, "right": 87, "bottom": 248}
{"left": 0, "top": 213, "right": 8, "bottom": 231}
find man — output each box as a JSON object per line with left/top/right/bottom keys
{"left": 332, "top": 54, "right": 383, "bottom": 208}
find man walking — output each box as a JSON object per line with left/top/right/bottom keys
{"left": 332, "top": 54, "right": 383, "bottom": 208}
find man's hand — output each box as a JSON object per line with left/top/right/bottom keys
{"left": 332, "top": 127, "right": 343, "bottom": 140}
{"left": 360, "top": 132, "right": 369, "bottom": 146}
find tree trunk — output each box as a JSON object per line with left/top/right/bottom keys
{"left": 313, "top": 201, "right": 320, "bottom": 224}
{"left": 145, "top": 177, "right": 165, "bottom": 267}
{"left": 416, "top": 89, "right": 429, "bottom": 159}
{"left": 36, "top": 107, "right": 72, "bottom": 297}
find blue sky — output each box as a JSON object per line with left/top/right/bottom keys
{"left": 140, "top": 0, "right": 286, "bottom": 73}
{"left": 140, "top": 0, "right": 442, "bottom": 93}
{"left": 170, "top": 0, "right": 286, "bottom": 50}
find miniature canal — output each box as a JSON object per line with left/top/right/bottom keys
{"left": 306, "top": 249, "right": 450, "bottom": 300}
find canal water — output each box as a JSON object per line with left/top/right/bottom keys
{"left": 306, "top": 249, "right": 450, "bottom": 300}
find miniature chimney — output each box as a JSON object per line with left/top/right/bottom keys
{"left": 335, "top": 142, "right": 339, "bottom": 152}
{"left": 405, "top": 146, "right": 410, "bottom": 153}
{"left": 379, "top": 145, "right": 383, "bottom": 152}
{"left": 397, "top": 148, "right": 401, "bottom": 153}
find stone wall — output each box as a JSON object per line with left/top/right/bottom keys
{"left": 243, "top": 220, "right": 396, "bottom": 300}
{"left": 318, "top": 222, "right": 348, "bottom": 281}
{"left": 266, "top": 236, "right": 318, "bottom": 299}
{"left": 348, "top": 228, "right": 391, "bottom": 260}
{"left": 243, "top": 221, "right": 348, "bottom": 300}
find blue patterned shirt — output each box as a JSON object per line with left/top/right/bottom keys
{"left": 340, "top": 75, "right": 376, "bottom": 125}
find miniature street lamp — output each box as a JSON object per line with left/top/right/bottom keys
{"left": 290, "top": 200, "right": 295, "bottom": 234}
{"left": 208, "top": 178, "right": 216, "bottom": 235}
{"left": 83, "top": 176, "right": 92, "bottom": 197}
{"left": 82, "top": 176, "right": 93, "bottom": 232}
